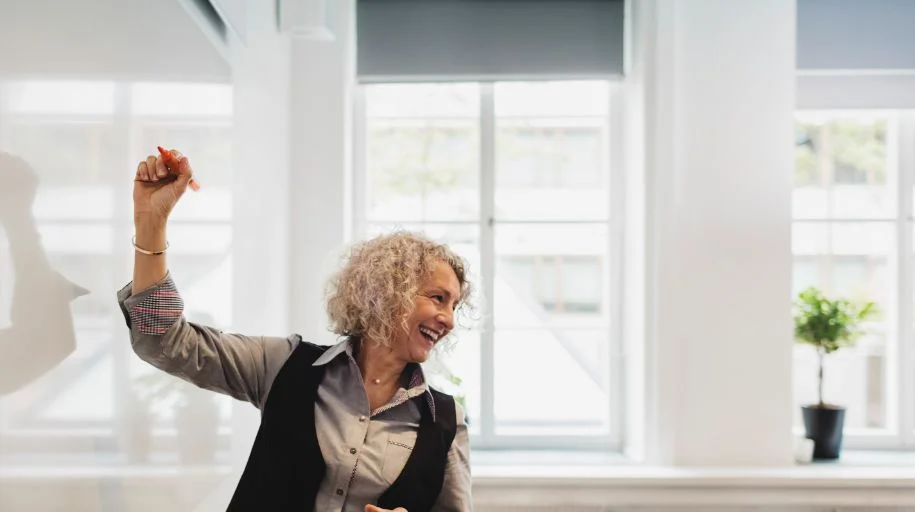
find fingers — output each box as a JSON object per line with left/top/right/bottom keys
{"left": 145, "top": 155, "right": 158, "bottom": 181}
{"left": 135, "top": 148, "right": 201, "bottom": 191}
{"left": 136, "top": 158, "right": 155, "bottom": 182}
{"left": 155, "top": 155, "right": 168, "bottom": 178}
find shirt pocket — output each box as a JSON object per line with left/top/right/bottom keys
{"left": 381, "top": 432, "right": 415, "bottom": 485}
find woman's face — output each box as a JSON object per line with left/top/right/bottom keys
{"left": 392, "top": 261, "right": 461, "bottom": 364}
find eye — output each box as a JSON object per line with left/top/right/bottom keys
{"left": 431, "top": 294, "right": 445, "bottom": 303}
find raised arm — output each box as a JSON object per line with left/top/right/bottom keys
{"left": 132, "top": 146, "right": 197, "bottom": 292}
{"left": 124, "top": 149, "right": 292, "bottom": 409}
{"left": 117, "top": 274, "right": 295, "bottom": 408}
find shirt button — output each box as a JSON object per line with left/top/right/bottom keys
{"left": 335, "top": 489, "right": 343, "bottom": 496}
{"left": 359, "top": 415, "right": 367, "bottom": 422}
{"left": 349, "top": 448, "right": 357, "bottom": 455}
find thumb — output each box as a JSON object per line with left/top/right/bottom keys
{"left": 172, "top": 155, "right": 196, "bottom": 192}
{"left": 158, "top": 147, "right": 200, "bottom": 192}
{"left": 364, "top": 506, "right": 381, "bottom": 512}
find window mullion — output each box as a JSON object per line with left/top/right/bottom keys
{"left": 608, "top": 84, "right": 625, "bottom": 448}
{"left": 479, "top": 83, "right": 496, "bottom": 443}
{"left": 897, "top": 114, "right": 915, "bottom": 446}
{"left": 112, "top": 82, "right": 135, "bottom": 433}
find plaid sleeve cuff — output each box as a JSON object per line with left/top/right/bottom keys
{"left": 128, "top": 275, "right": 184, "bottom": 335}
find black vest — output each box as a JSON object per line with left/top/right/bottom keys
{"left": 227, "top": 341, "right": 457, "bottom": 512}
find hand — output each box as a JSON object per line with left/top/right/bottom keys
{"left": 365, "top": 505, "right": 407, "bottom": 512}
{"left": 133, "top": 147, "right": 200, "bottom": 222}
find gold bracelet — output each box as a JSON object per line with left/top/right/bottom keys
{"left": 132, "top": 236, "right": 169, "bottom": 256}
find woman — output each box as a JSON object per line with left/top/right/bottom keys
{"left": 118, "top": 149, "right": 473, "bottom": 512}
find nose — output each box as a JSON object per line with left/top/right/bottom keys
{"left": 436, "top": 309, "right": 454, "bottom": 332}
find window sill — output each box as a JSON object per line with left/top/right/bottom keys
{"left": 0, "top": 464, "right": 231, "bottom": 480}
{"left": 4, "top": 451, "right": 915, "bottom": 507}
{"left": 471, "top": 450, "right": 915, "bottom": 507}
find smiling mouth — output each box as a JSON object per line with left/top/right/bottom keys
{"left": 418, "top": 326, "right": 441, "bottom": 344}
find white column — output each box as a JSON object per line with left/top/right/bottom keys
{"left": 204, "top": 2, "right": 353, "bottom": 508}
{"left": 225, "top": 0, "right": 355, "bottom": 487}
{"left": 632, "top": 0, "right": 797, "bottom": 466}
{"left": 223, "top": 2, "right": 293, "bottom": 501}
{"left": 287, "top": 0, "right": 356, "bottom": 344}
{"left": 229, "top": 0, "right": 354, "bottom": 344}
{"left": 231, "top": 8, "right": 292, "bottom": 338}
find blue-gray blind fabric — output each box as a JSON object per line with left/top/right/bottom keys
{"left": 798, "top": 0, "right": 915, "bottom": 70}
{"left": 356, "top": 0, "right": 626, "bottom": 82}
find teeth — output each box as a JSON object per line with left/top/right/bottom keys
{"left": 419, "top": 326, "right": 440, "bottom": 341}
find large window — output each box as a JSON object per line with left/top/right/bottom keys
{"left": 792, "top": 111, "right": 915, "bottom": 448}
{"left": 0, "top": 80, "right": 234, "bottom": 466}
{"left": 357, "top": 81, "right": 621, "bottom": 448}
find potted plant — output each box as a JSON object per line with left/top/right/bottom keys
{"left": 793, "top": 287, "right": 876, "bottom": 460}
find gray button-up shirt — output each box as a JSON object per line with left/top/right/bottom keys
{"left": 117, "top": 274, "right": 472, "bottom": 511}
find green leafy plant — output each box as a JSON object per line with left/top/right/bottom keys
{"left": 793, "top": 287, "right": 877, "bottom": 408}
{"left": 447, "top": 374, "right": 466, "bottom": 411}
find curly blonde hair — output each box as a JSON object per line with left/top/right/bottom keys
{"left": 325, "top": 231, "right": 473, "bottom": 347}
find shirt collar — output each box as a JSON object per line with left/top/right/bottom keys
{"left": 312, "top": 337, "right": 437, "bottom": 421}
{"left": 311, "top": 337, "right": 352, "bottom": 366}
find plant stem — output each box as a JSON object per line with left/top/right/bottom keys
{"left": 817, "top": 347, "right": 825, "bottom": 407}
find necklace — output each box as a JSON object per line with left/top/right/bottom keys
{"left": 372, "top": 378, "right": 381, "bottom": 384}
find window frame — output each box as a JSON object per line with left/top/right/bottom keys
{"left": 792, "top": 110, "right": 915, "bottom": 450}
{"left": 353, "top": 81, "right": 626, "bottom": 451}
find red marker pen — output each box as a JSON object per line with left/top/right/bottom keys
{"left": 156, "top": 146, "right": 200, "bottom": 191}
{"left": 156, "top": 145, "right": 173, "bottom": 162}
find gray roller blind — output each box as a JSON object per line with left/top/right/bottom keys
{"left": 798, "top": 0, "right": 915, "bottom": 70}
{"left": 357, "top": 0, "right": 626, "bottom": 83}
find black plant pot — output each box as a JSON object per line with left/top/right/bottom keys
{"left": 802, "top": 405, "right": 845, "bottom": 460}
